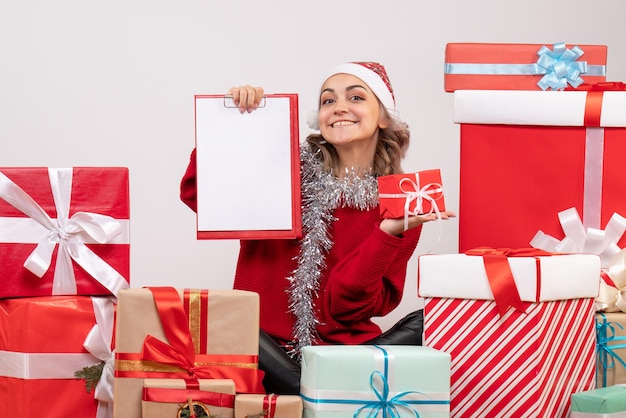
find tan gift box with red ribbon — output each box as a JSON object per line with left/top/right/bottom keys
{"left": 142, "top": 378, "right": 236, "bottom": 418}
{"left": 235, "top": 393, "right": 303, "bottom": 418}
{"left": 114, "top": 287, "right": 265, "bottom": 418}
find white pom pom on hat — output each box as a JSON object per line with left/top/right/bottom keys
{"left": 307, "top": 62, "right": 397, "bottom": 131}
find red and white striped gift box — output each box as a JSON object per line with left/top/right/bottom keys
{"left": 418, "top": 252, "right": 601, "bottom": 417}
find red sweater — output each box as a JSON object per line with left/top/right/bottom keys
{"left": 180, "top": 149, "right": 422, "bottom": 345}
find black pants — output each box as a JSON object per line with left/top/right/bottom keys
{"left": 259, "top": 309, "right": 423, "bottom": 394}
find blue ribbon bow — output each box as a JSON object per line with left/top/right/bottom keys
{"left": 596, "top": 313, "right": 626, "bottom": 387}
{"left": 354, "top": 368, "right": 421, "bottom": 418}
{"left": 533, "top": 42, "right": 588, "bottom": 90}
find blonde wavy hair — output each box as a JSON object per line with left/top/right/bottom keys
{"left": 305, "top": 105, "right": 410, "bottom": 176}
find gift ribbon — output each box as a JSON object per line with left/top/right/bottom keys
{"left": 264, "top": 393, "right": 278, "bottom": 418}
{"left": 0, "top": 168, "right": 129, "bottom": 297}
{"left": 184, "top": 289, "right": 209, "bottom": 355}
{"left": 464, "top": 247, "right": 556, "bottom": 317}
{"left": 596, "top": 313, "right": 626, "bottom": 388}
{"left": 0, "top": 350, "right": 100, "bottom": 379}
{"left": 115, "top": 287, "right": 265, "bottom": 394}
{"left": 142, "top": 385, "right": 235, "bottom": 407}
{"left": 300, "top": 345, "right": 450, "bottom": 416}
{"left": 576, "top": 82, "right": 626, "bottom": 229}
{"left": 82, "top": 297, "right": 115, "bottom": 418}
{"left": 378, "top": 175, "right": 443, "bottom": 231}
{"left": 444, "top": 43, "right": 606, "bottom": 90}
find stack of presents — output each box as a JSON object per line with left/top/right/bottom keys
{"left": 2, "top": 41, "right": 626, "bottom": 418}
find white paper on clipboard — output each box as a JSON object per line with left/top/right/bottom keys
{"left": 195, "top": 94, "right": 300, "bottom": 239}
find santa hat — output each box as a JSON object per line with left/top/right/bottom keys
{"left": 307, "top": 62, "right": 397, "bottom": 130}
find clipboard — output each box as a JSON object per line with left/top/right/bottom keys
{"left": 194, "top": 94, "right": 301, "bottom": 239}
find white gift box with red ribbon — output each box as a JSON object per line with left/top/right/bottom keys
{"left": 418, "top": 251, "right": 600, "bottom": 417}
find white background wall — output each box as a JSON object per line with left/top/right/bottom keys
{"left": 2, "top": 0, "right": 625, "bottom": 330}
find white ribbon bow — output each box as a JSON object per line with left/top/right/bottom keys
{"left": 530, "top": 207, "right": 626, "bottom": 312}
{"left": 83, "top": 297, "right": 116, "bottom": 418}
{"left": 0, "top": 168, "right": 129, "bottom": 296}
{"left": 530, "top": 207, "right": 626, "bottom": 268}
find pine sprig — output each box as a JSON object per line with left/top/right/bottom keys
{"left": 74, "top": 361, "right": 105, "bottom": 393}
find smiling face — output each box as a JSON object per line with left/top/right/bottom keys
{"left": 318, "top": 73, "right": 388, "bottom": 154}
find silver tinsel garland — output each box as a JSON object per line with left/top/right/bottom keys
{"left": 287, "top": 144, "right": 379, "bottom": 356}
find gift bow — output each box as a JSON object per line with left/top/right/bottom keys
{"left": 83, "top": 297, "right": 116, "bottom": 418}
{"left": 465, "top": 247, "right": 555, "bottom": 317}
{"left": 534, "top": 42, "right": 588, "bottom": 90}
{"left": 530, "top": 207, "right": 626, "bottom": 312}
{"left": 0, "top": 169, "right": 129, "bottom": 296}
{"left": 530, "top": 207, "right": 626, "bottom": 268}
{"left": 597, "top": 250, "right": 626, "bottom": 312}
{"left": 354, "top": 370, "right": 424, "bottom": 418}
{"left": 596, "top": 313, "right": 626, "bottom": 387}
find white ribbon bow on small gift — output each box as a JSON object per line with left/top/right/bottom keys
{"left": 83, "top": 297, "right": 116, "bottom": 418}
{"left": 530, "top": 207, "right": 626, "bottom": 312}
{"left": 0, "top": 168, "right": 129, "bottom": 297}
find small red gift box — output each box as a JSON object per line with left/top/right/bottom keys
{"left": 0, "top": 167, "right": 130, "bottom": 297}
{"left": 444, "top": 42, "right": 607, "bottom": 92}
{"left": 454, "top": 86, "right": 626, "bottom": 252}
{"left": 378, "top": 169, "right": 445, "bottom": 220}
{"left": 0, "top": 295, "right": 116, "bottom": 417}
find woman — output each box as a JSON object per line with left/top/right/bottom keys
{"left": 180, "top": 62, "right": 455, "bottom": 393}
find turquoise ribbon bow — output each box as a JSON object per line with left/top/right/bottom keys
{"left": 533, "top": 42, "right": 588, "bottom": 90}
{"left": 596, "top": 313, "right": 626, "bottom": 387}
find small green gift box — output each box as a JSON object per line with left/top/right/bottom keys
{"left": 570, "top": 385, "right": 626, "bottom": 417}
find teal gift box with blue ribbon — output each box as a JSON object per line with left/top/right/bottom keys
{"left": 570, "top": 384, "right": 626, "bottom": 416}
{"left": 444, "top": 42, "right": 607, "bottom": 92}
{"left": 300, "top": 345, "right": 450, "bottom": 418}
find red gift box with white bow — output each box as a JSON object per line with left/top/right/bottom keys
{"left": 378, "top": 169, "right": 445, "bottom": 227}
{"left": 0, "top": 167, "right": 130, "bottom": 297}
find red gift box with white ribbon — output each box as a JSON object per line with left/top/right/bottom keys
{"left": 378, "top": 169, "right": 445, "bottom": 230}
{"left": 0, "top": 296, "right": 116, "bottom": 417}
{"left": 454, "top": 83, "right": 626, "bottom": 253}
{"left": 0, "top": 167, "right": 130, "bottom": 297}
